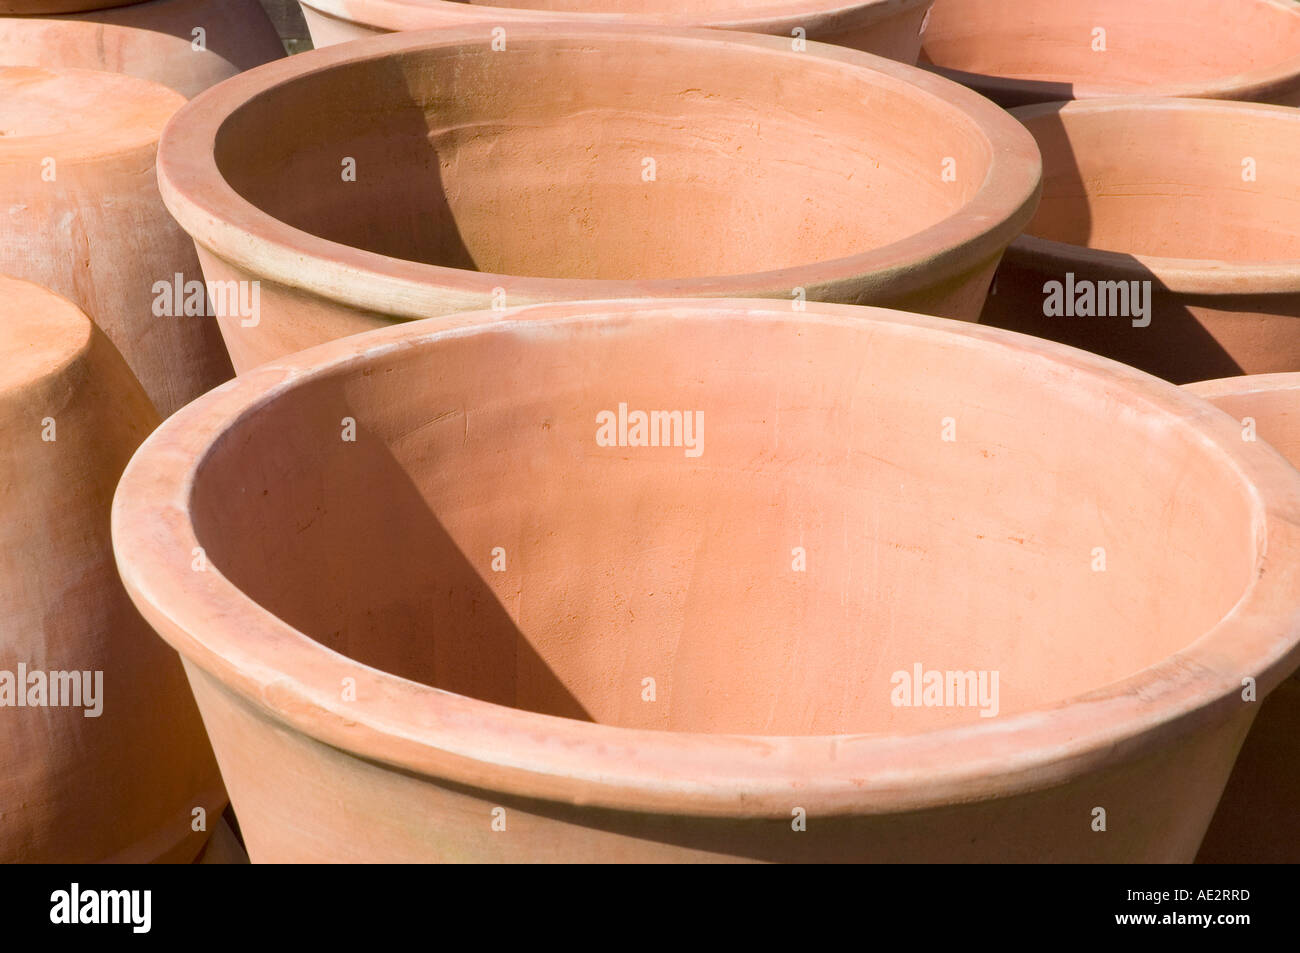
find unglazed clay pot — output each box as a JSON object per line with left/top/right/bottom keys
{"left": 1184, "top": 373, "right": 1300, "bottom": 864}
{"left": 297, "top": 0, "right": 934, "bottom": 63}
{"left": 0, "top": 0, "right": 285, "bottom": 99}
{"left": 0, "top": 67, "right": 234, "bottom": 417}
{"left": 157, "top": 23, "right": 1040, "bottom": 373}
{"left": 920, "top": 0, "right": 1300, "bottom": 107}
{"left": 112, "top": 298, "right": 1300, "bottom": 863}
{"left": 0, "top": 275, "right": 224, "bottom": 863}
{"left": 979, "top": 98, "right": 1300, "bottom": 385}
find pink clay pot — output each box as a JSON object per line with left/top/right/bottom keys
{"left": 157, "top": 23, "right": 1041, "bottom": 373}
{"left": 979, "top": 98, "right": 1300, "bottom": 385}
{"left": 297, "top": 0, "right": 934, "bottom": 63}
{"left": 0, "top": 0, "right": 286, "bottom": 99}
{"left": 0, "top": 275, "right": 224, "bottom": 863}
{"left": 0, "top": 67, "right": 234, "bottom": 417}
{"left": 112, "top": 298, "right": 1300, "bottom": 863}
{"left": 1185, "top": 373, "right": 1300, "bottom": 864}
{"left": 920, "top": 0, "right": 1300, "bottom": 107}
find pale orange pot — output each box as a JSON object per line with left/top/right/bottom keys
{"left": 0, "top": 0, "right": 285, "bottom": 99}
{"left": 157, "top": 23, "right": 1041, "bottom": 373}
{"left": 0, "top": 275, "right": 224, "bottom": 863}
{"left": 920, "top": 0, "right": 1300, "bottom": 107}
{"left": 297, "top": 0, "right": 935, "bottom": 63}
{"left": 112, "top": 298, "right": 1300, "bottom": 862}
{"left": 1184, "top": 374, "right": 1300, "bottom": 864}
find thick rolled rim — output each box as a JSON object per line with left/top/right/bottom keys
{"left": 156, "top": 21, "right": 1042, "bottom": 320}
{"left": 112, "top": 298, "right": 1300, "bottom": 818}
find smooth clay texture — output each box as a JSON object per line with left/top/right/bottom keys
{"left": 112, "top": 298, "right": 1300, "bottom": 862}
{"left": 920, "top": 0, "right": 1300, "bottom": 106}
{"left": 157, "top": 22, "right": 1041, "bottom": 372}
{"left": 979, "top": 98, "right": 1300, "bottom": 385}
{"left": 0, "top": 275, "right": 224, "bottom": 863}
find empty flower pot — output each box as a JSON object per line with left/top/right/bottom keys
{"left": 0, "top": 67, "right": 234, "bottom": 417}
{"left": 0, "top": 0, "right": 286, "bottom": 99}
{"left": 156, "top": 22, "right": 1041, "bottom": 373}
{"left": 979, "top": 98, "right": 1300, "bottom": 385}
{"left": 920, "top": 0, "right": 1300, "bottom": 106}
{"left": 296, "top": 0, "right": 935, "bottom": 64}
{"left": 0, "top": 275, "right": 224, "bottom": 863}
{"left": 1184, "top": 373, "right": 1300, "bottom": 864}
{"left": 112, "top": 297, "right": 1300, "bottom": 862}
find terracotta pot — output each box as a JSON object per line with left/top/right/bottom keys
{"left": 157, "top": 23, "right": 1041, "bottom": 373}
{"left": 297, "top": 0, "right": 934, "bottom": 63}
{"left": 0, "top": 275, "right": 224, "bottom": 863}
{"left": 0, "top": 67, "right": 234, "bottom": 417}
{"left": 1183, "top": 373, "right": 1300, "bottom": 864}
{"left": 920, "top": 0, "right": 1300, "bottom": 107}
{"left": 979, "top": 98, "right": 1300, "bottom": 385}
{"left": 112, "top": 297, "right": 1300, "bottom": 862}
{"left": 0, "top": 0, "right": 286, "bottom": 99}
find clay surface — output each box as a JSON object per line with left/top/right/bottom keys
{"left": 0, "top": 67, "right": 234, "bottom": 417}
{"left": 298, "top": 0, "right": 934, "bottom": 62}
{"left": 112, "top": 298, "right": 1300, "bottom": 862}
{"left": 0, "top": 275, "right": 224, "bottom": 863}
{"left": 0, "top": 1, "right": 135, "bottom": 11}
{"left": 0, "top": 0, "right": 286, "bottom": 99}
{"left": 157, "top": 22, "right": 1040, "bottom": 372}
{"left": 921, "top": 0, "right": 1300, "bottom": 106}
{"left": 979, "top": 98, "right": 1300, "bottom": 384}
{"left": 1185, "top": 374, "right": 1300, "bottom": 864}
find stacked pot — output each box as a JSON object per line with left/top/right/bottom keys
{"left": 4, "top": 0, "right": 1298, "bottom": 863}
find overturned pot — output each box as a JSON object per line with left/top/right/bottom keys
{"left": 1185, "top": 373, "right": 1300, "bottom": 864}
{"left": 0, "top": 275, "right": 224, "bottom": 863}
{"left": 0, "top": 0, "right": 285, "bottom": 99}
{"left": 920, "top": 0, "right": 1300, "bottom": 106}
{"left": 980, "top": 98, "right": 1300, "bottom": 385}
{"left": 297, "top": 0, "right": 934, "bottom": 63}
{"left": 157, "top": 23, "right": 1041, "bottom": 372}
{"left": 112, "top": 297, "right": 1300, "bottom": 862}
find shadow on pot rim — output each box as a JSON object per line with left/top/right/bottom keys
{"left": 111, "top": 298, "right": 1300, "bottom": 818}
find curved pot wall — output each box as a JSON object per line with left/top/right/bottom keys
{"left": 0, "top": 67, "right": 234, "bottom": 418}
{"left": 920, "top": 0, "right": 1300, "bottom": 106}
{"left": 112, "top": 298, "right": 1300, "bottom": 862}
{"left": 979, "top": 98, "right": 1300, "bottom": 385}
{"left": 0, "top": 0, "right": 286, "bottom": 99}
{"left": 157, "top": 23, "right": 1041, "bottom": 372}
{"left": 0, "top": 275, "right": 224, "bottom": 863}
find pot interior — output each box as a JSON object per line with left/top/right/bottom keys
{"left": 189, "top": 307, "right": 1258, "bottom": 736}
{"left": 1196, "top": 379, "right": 1300, "bottom": 464}
{"left": 432, "top": 1, "right": 800, "bottom": 12}
{"left": 212, "top": 33, "right": 990, "bottom": 280}
{"left": 922, "top": 0, "right": 1300, "bottom": 92}
{"left": 1018, "top": 103, "right": 1300, "bottom": 261}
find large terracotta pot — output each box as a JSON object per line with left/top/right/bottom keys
{"left": 157, "top": 23, "right": 1041, "bottom": 373}
{"left": 0, "top": 67, "right": 234, "bottom": 418}
{"left": 920, "top": 0, "right": 1300, "bottom": 107}
{"left": 112, "top": 298, "right": 1300, "bottom": 863}
{"left": 297, "top": 0, "right": 934, "bottom": 63}
{"left": 1184, "top": 373, "right": 1300, "bottom": 864}
{"left": 0, "top": 0, "right": 285, "bottom": 99}
{"left": 0, "top": 275, "right": 224, "bottom": 863}
{"left": 979, "top": 98, "right": 1300, "bottom": 385}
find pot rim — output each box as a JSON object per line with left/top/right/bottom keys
{"left": 155, "top": 22, "right": 1041, "bottom": 318}
{"left": 922, "top": 0, "right": 1300, "bottom": 105}
{"left": 1186, "top": 372, "right": 1300, "bottom": 401}
{"left": 1005, "top": 97, "right": 1300, "bottom": 296}
{"left": 112, "top": 298, "right": 1300, "bottom": 818}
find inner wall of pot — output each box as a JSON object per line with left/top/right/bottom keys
{"left": 922, "top": 0, "right": 1300, "bottom": 88}
{"left": 1019, "top": 105, "right": 1300, "bottom": 261}
{"left": 443, "top": 0, "right": 794, "bottom": 12}
{"left": 1198, "top": 384, "right": 1300, "bottom": 463}
{"left": 188, "top": 310, "right": 1258, "bottom": 736}
{"left": 212, "top": 36, "right": 991, "bottom": 280}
